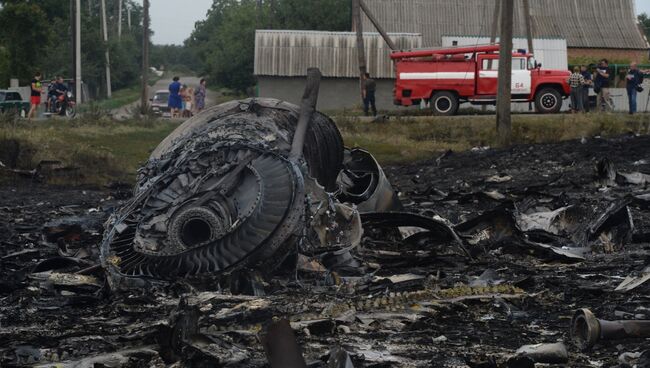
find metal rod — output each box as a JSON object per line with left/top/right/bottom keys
{"left": 289, "top": 68, "right": 322, "bottom": 161}
{"left": 75, "top": 0, "right": 82, "bottom": 104}
{"left": 141, "top": 0, "right": 150, "bottom": 115}
{"left": 496, "top": 0, "right": 513, "bottom": 146}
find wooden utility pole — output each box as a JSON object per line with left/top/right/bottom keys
{"left": 352, "top": 0, "right": 367, "bottom": 99}
{"left": 141, "top": 0, "right": 150, "bottom": 114}
{"left": 496, "top": 0, "right": 513, "bottom": 146}
{"left": 101, "top": 0, "right": 112, "bottom": 98}
{"left": 484, "top": 0, "right": 501, "bottom": 112}
{"left": 359, "top": 0, "right": 396, "bottom": 50}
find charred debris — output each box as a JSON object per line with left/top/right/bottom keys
{"left": 1, "top": 69, "right": 649, "bottom": 367}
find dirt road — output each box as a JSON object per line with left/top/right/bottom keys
{"left": 112, "top": 75, "right": 213, "bottom": 119}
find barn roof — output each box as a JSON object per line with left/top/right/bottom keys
{"left": 254, "top": 30, "right": 422, "bottom": 78}
{"left": 361, "top": 0, "right": 649, "bottom": 50}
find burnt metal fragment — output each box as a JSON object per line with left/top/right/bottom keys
{"left": 571, "top": 308, "right": 650, "bottom": 350}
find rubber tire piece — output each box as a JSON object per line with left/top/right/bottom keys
{"left": 534, "top": 87, "right": 562, "bottom": 114}
{"left": 430, "top": 91, "right": 459, "bottom": 116}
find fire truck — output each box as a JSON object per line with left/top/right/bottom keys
{"left": 391, "top": 44, "right": 571, "bottom": 115}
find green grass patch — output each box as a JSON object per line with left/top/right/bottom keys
{"left": 1, "top": 112, "right": 648, "bottom": 187}
{"left": 335, "top": 113, "right": 650, "bottom": 164}
{"left": 0, "top": 117, "right": 179, "bottom": 186}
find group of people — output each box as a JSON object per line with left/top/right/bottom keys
{"left": 568, "top": 59, "right": 645, "bottom": 114}
{"left": 27, "top": 72, "right": 69, "bottom": 119}
{"left": 168, "top": 76, "right": 207, "bottom": 118}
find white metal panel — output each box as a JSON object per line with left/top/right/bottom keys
{"left": 441, "top": 36, "right": 568, "bottom": 70}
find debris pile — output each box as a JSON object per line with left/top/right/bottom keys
{"left": 1, "top": 95, "right": 649, "bottom": 365}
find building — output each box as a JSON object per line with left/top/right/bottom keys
{"left": 361, "top": 0, "right": 649, "bottom": 63}
{"left": 254, "top": 30, "right": 422, "bottom": 111}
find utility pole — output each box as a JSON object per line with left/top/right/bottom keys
{"left": 496, "top": 0, "right": 513, "bottom": 146}
{"left": 522, "top": 0, "right": 534, "bottom": 111}
{"left": 359, "top": 0, "right": 396, "bottom": 50}
{"left": 127, "top": 3, "right": 132, "bottom": 30}
{"left": 484, "top": 0, "right": 501, "bottom": 112}
{"left": 101, "top": 0, "right": 112, "bottom": 98}
{"left": 352, "top": 0, "right": 367, "bottom": 99}
{"left": 75, "top": 0, "right": 82, "bottom": 104}
{"left": 141, "top": 0, "right": 150, "bottom": 115}
{"left": 117, "top": 0, "right": 123, "bottom": 40}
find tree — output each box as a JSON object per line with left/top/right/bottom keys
{"left": 0, "top": 2, "right": 49, "bottom": 84}
{"left": 186, "top": 0, "right": 351, "bottom": 92}
{"left": 639, "top": 13, "right": 650, "bottom": 41}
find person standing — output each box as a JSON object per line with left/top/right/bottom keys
{"left": 28, "top": 72, "right": 43, "bottom": 119}
{"left": 362, "top": 73, "right": 377, "bottom": 117}
{"left": 168, "top": 76, "right": 182, "bottom": 118}
{"left": 594, "top": 59, "right": 612, "bottom": 112}
{"left": 194, "top": 79, "right": 206, "bottom": 113}
{"left": 580, "top": 65, "right": 592, "bottom": 112}
{"left": 568, "top": 66, "right": 585, "bottom": 112}
{"left": 626, "top": 62, "right": 644, "bottom": 115}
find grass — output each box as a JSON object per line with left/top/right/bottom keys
{"left": 335, "top": 113, "right": 650, "bottom": 164}
{"left": 0, "top": 116, "right": 179, "bottom": 185}
{"left": 0, "top": 111, "right": 648, "bottom": 187}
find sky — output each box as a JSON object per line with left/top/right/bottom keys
{"left": 137, "top": 0, "right": 650, "bottom": 45}
{"left": 134, "top": 0, "right": 213, "bottom": 45}
{"left": 638, "top": 0, "right": 650, "bottom": 16}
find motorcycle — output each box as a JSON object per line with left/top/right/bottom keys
{"left": 51, "top": 91, "right": 76, "bottom": 118}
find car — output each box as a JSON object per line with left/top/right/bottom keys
{"left": 0, "top": 90, "right": 30, "bottom": 115}
{"left": 150, "top": 89, "right": 170, "bottom": 117}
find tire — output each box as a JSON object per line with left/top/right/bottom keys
{"left": 534, "top": 88, "right": 562, "bottom": 114}
{"left": 430, "top": 91, "right": 459, "bottom": 116}
{"left": 65, "top": 107, "right": 76, "bottom": 118}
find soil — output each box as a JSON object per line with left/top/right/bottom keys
{"left": 1, "top": 134, "right": 649, "bottom": 367}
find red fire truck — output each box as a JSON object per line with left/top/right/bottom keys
{"left": 390, "top": 44, "right": 571, "bottom": 115}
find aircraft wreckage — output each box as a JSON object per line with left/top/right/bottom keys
{"left": 100, "top": 69, "right": 462, "bottom": 282}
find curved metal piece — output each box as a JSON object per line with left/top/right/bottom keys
{"left": 338, "top": 148, "right": 403, "bottom": 213}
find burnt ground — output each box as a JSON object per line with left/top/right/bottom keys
{"left": 1, "top": 134, "right": 649, "bottom": 367}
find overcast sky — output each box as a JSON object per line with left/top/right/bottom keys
{"left": 638, "top": 1, "right": 650, "bottom": 16}
{"left": 136, "top": 0, "right": 650, "bottom": 45}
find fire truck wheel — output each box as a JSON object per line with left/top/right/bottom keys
{"left": 430, "top": 91, "right": 459, "bottom": 116}
{"left": 534, "top": 88, "right": 562, "bottom": 114}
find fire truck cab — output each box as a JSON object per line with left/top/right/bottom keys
{"left": 391, "top": 44, "right": 571, "bottom": 115}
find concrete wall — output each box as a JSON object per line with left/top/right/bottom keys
{"left": 257, "top": 76, "right": 412, "bottom": 112}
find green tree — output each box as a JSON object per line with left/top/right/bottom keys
{"left": 639, "top": 13, "right": 650, "bottom": 41}
{"left": 0, "top": 2, "right": 49, "bottom": 84}
{"left": 186, "top": 0, "right": 351, "bottom": 92}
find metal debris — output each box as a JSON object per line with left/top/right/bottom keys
{"left": 571, "top": 308, "right": 650, "bottom": 350}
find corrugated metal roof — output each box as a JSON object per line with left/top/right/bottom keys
{"left": 254, "top": 30, "right": 422, "bottom": 78}
{"left": 441, "top": 36, "right": 568, "bottom": 70}
{"left": 361, "top": 0, "right": 648, "bottom": 50}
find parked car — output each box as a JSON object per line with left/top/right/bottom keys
{"left": 0, "top": 90, "right": 30, "bottom": 115}
{"left": 151, "top": 90, "right": 170, "bottom": 117}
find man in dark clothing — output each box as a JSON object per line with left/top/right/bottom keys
{"left": 580, "top": 65, "right": 592, "bottom": 112}
{"left": 626, "top": 62, "right": 644, "bottom": 115}
{"left": 594, "top": 59, "right": 612, "bottom": 112}
{"left": 362, "top": 73, "right": 377, "bottom": 116}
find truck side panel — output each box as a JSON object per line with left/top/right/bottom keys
{"left": 395, "top": 60, "right": 476, "bottom": 105}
